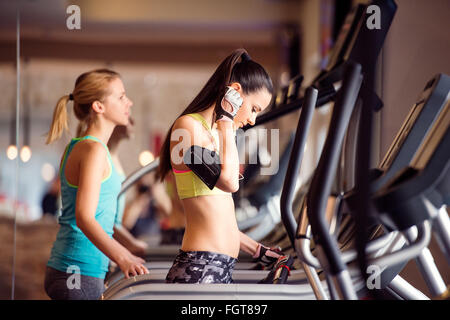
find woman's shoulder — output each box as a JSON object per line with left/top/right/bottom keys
{"left": 70, "top": 138, "right": 108, "bottom": 161}
{"left": 173, "top": 114, "right": 204, "bottom": 134}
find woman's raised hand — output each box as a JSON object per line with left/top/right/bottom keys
{"left": 217, "top": 86, "right": 243, "bottom": 122}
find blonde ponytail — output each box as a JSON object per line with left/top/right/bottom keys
{"left": 46, "top": 69, "right": 121, "bottom": 144}
{"left": 46, "top": 95, "right": 70, "bottom": 144}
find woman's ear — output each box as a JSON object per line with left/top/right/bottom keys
{"left": 92, "top": 101, "right": 105, "bottom": 114}
{"left": 229, "top": 82, "right": 242, "bottom": 93}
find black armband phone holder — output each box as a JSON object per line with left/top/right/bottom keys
{"left": 183, "top": 145, "right": 221, "bottom": 190}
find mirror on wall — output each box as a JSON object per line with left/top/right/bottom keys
{"left": 0, "top": 2, "right": 65, "bottom": 299}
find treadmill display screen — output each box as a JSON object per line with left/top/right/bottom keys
{"left": 380, "top": 100, "right": 426, "bottom": 170}
{"left": 325, "top": 5, "right": 365, "bottom": 72}
{"left": 378, "top": 82, "right": 438, "bottom": 171}
{"left": 411, "top": 100, "right": 450, "bottom": 170}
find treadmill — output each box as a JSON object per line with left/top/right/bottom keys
{"left": 345, "top": 73, "right": 450, "bottom": 226}
{"left": 373, "top": 101, "right": 450, "bottom": 298}
{"left": 294, "top": 73, "right": 450, "bottom": 300}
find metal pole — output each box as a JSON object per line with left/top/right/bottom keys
{"left": 11, "top": 5, "right": 20, "bottom": 300}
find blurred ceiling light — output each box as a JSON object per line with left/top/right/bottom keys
{"left": 20, "top": 145, "right": 32, "bottom": 163}
{"left": 6, "top": 145, "right": 18, "bottom": 160}
{"left": 41, "top": 163, "right": 56, "bottom": 182}
{"left": 139, "top": 150, "right": 154, "bottom": 167}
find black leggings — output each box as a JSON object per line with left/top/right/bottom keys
{"left": 166, "top": 250, "right": 237, "bottom": 284}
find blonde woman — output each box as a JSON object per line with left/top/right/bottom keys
{"left": 44, "top": 69, "right": 149, "bottom": 300}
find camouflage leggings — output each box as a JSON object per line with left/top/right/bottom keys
{"left": 165, "top": 250, "right": 237, "bottom": 284}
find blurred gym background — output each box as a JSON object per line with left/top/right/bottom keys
{"left": 0, "top": 0, "right": 448, "bottom": 299}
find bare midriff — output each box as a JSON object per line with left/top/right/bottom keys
{"left": 180, "top": 194, "right": 240, "bottom": 258}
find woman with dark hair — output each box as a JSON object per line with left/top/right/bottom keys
{"left": 157, "top": 49, "right": 284, "bottom": 284}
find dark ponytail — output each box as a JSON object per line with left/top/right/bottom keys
{"left": 156, "top": 48, "right": 273, "bottom": 181}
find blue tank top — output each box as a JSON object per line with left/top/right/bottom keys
{"left": 47, "top": 135, "right": 122, "bottom": 279}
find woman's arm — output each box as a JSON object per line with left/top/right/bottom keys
{"left": 239, "top": 231, "right": 284, "bottom": 267}
{"left": 121, "top": 192, "right": 151, "bottom": 230}
{"left": 214, "top": 86, "right": 244, "bottom": 192}
{"left": 239, "top": 231, "right": 259, "bottom": 256}
{"left": 151, "top": 181, "right": 172, "bottom": 217}
{"left": 113, "top": 225, "right": 148, "bottom": 257}
{"left": 215, "top": 121, "right": 240, "bottom": 192}
{"left": 75, "top": 142, "right": 148, "bottom": 278}
{"left": 171, "top": 115, "right": 239, "bottom": 193}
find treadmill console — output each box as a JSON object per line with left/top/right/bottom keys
{"left": 378, "top": 74, "right": 450, "bottom": 175}
{"left": 411, "top": 100, "right": 450, "bottom": 170}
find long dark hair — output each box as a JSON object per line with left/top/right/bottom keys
{"left": 156, "top": 48, "right": 273, "bottom": 181}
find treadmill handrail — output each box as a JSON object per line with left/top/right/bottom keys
{"left": 307, "top": 62, "right": 363, "bottom": 276}
{"left": 295, "top": 192, "right": 397, "bottom": 269}
{"left": 368, "top": 221, "right": 432, "bottom": 268}
{"left": 280, "top": 86, "right": 318, "bottom": 248}
{"left": 296, "top": 225, "right": 397, "bottom": 269}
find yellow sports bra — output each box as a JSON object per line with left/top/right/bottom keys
{"left": 172, "top": 113, "right": 230, "bottom": 200}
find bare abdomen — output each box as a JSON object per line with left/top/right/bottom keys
{"left": 180, "top": 194, "right": 240, "bottom": 258}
